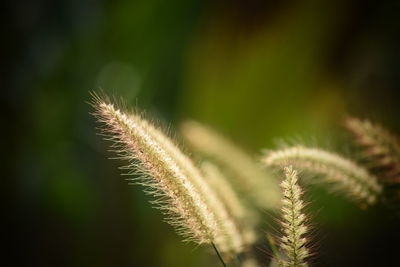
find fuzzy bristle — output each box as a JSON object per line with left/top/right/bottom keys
{"left": 277, "top": 166, "right": 309, "bottom": 267}
{"left": 262, "top": 146, "right": 382, "bottom": 206}
{"left": 131, "top": 114, "right": 245, "bottom": 256}
{"left": 92, "top": 96, "right": 244, "bottom": 256}
{"left": 345, "top": 117, "right": 400, "bottom": 184}
{"left": 181, "top": 120, "right": 281, "bottom": 210}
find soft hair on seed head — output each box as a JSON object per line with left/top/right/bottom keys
{"left": 262, "top": 146, "right": 382, "bottom": 206}
{"left": 91, "top": 94, "right": 244, "bottom": 256}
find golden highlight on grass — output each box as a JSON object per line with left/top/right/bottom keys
{"left": 91, "top": 94, "right": 244, "bottom": 257}
{"left": 181, "top": 120, "right": 281, "bottom": 210}
{"left": 262, "top": 146, "right": 382, "bottom": 206}
{"left": 277, "top": 166, "right": 309, "bottom": 267}
{"left": 129, "top": 115, "right": 245, "bottom": 256}
{"left": 345, "top": 117, "right": 400, "bottom": 183}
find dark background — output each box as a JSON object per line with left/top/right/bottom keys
{"left": 3, "top": 0, "right": 400, "bottom": 266}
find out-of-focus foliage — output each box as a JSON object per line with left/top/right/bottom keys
{"left": 4, "top": 0, "right": 399, "bottom": 266}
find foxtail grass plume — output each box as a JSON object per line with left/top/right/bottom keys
{"left": 181, "top": 120, "right": 281, "bottom": 210}
{"left": 127, "top": 114, "right": 245, "bottom": 256}
{"left": 263, "top": 146, "right": 382, "bottom": 206}
{"left": 91, "top": 94, "right": 244, "bottom": 257}
{"left": 276, "top": 166, "right": 309, "bottom": 267}
{"left": 345, "top": 117, "right": 400, "bottom": 183}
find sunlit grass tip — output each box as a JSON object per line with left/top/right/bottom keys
{"left": 262, "top": 146, "right": 382, "bottom": 206}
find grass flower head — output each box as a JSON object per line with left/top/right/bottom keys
{"left": 263, "top": 146, "right": 382, "bottom": 206}
{"left": 91, "top": 94, "right": 245, "bottom": 258}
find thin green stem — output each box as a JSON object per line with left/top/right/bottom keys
{"left": 212, "top": 242, "right": 227, "bottom": 267}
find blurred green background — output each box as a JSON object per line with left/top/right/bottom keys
{"left": 4, "top": 0, "right": 400, "bottom": 266}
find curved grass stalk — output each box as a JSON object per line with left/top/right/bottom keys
{"left": 345, "top": 117, "right": 400, "bottom": 183}
{"left": 139, "top": 116, "right": 249, "bottom": 256}
{"left": 181, "top": 120, "right": 281, "bottom": 210}
{"left": 262, "top": 146, "right": 382, "bottom": 206}
{"left": 91, "top": 95, "right": 244, "bottom": 258}
{"left": 131, "top": 115, "right": 245, "bottom": 256}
